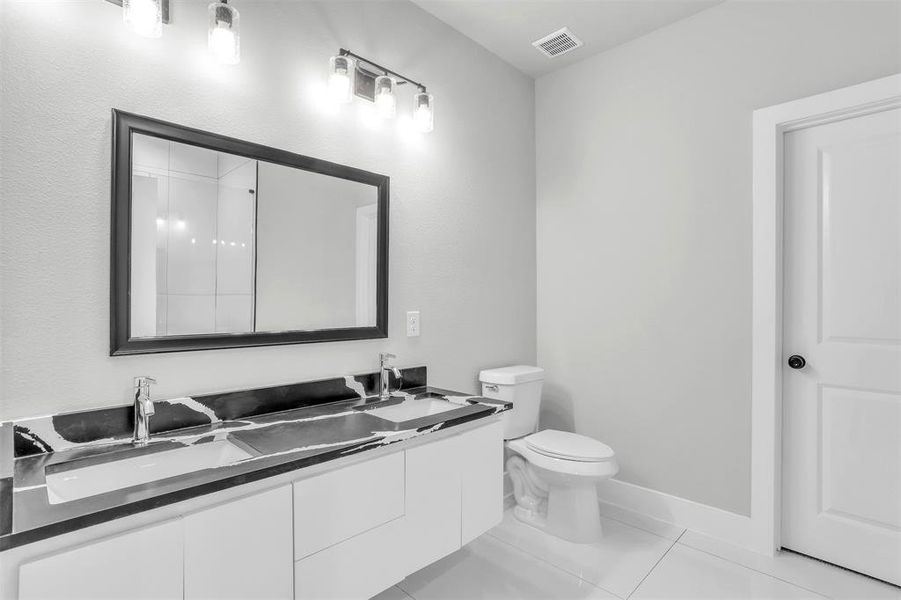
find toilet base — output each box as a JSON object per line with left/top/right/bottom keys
{"left": 506, "top": 455, "right": 606, "bottom": 544}
{"left": 545, "top": 483, "right": 604, "bottom": 543}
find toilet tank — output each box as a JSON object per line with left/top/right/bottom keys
{"left": 478, "top": 366, "right": 545, "bottom": 440}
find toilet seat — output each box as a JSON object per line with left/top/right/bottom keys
{"left": 506, "top": 431, "right": 618, "bottom": 479}
{"left": 524, "top": 430, "right": 615, "bottom": 463}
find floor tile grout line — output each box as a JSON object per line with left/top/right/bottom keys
{"left": 624, "top": 529, "right": 684, "bottom": 599}
{"left": 488, "top": 509, "right": 678, "bottom": 554}
{"left": 600, "top": 507, "right": 896, "bottom": 596}
{"left": 672, "top": 539, "right": 835, "bottom": 599}
{"left": 485, "top": 513, "right": 686, "bottom": 599}
{"left": 483, "top": 529, "right": 588, "bottom": 577}
{"left": 407, "top": 517, "right": 891, "bottom": 600}
{"left": 507, "top": 504, "right": 683, "bottom": 545}
{"left": 393, "top": 584, "right": 416, "bottom": 600}
{"left": 486, "top": 512, "right": 853, "bottom": 600}
{"left": 599, "top": 510, "right": 893, "bottom": 596}
{"left": 596, "top": 509, "right": 686, "bottom": 543}
{"left": 483, "top": 530, "right": 624, "bottom": 598}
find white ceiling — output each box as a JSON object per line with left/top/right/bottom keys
{"left": 411, "top": 0, "right": 723, "bottom": 78}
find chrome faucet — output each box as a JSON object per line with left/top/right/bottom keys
{"left": 133, "top": 376, "right": 157, "bottom": 445}
{"left": 379, "top": 353, "right": 402, "bottom": 401}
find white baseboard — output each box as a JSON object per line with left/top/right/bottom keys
{"left": 596, "top": 478, "right": 757, "bottom": 551}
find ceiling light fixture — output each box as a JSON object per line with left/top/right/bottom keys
{"left": 208, "top": 0, "right": 240, "bottom": 65}
{"left": 329, "top": 48, "right": 434, "bottom": 133}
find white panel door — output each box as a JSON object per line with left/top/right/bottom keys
{"left": 19, "top": 519, "right": 183, "bottom": 600}
{"left": 184, "top": 485, "right": 293, "bottom": 600}
{"left": 782, "top": 106, "right": 901, "bottom": 585}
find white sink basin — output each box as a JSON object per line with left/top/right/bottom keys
{"left": 365, "top": 399, "right": 462, "bottom": 423}
{"left": 46, "top": 440, "right": 252, "bottom": 504}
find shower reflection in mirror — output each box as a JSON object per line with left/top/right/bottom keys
{"left": 129, "top": 133, "right": 379, "bottom": 338}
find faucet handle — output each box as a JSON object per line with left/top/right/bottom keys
{"left": 134, "top": 376, "right": 157, "bottom": 388}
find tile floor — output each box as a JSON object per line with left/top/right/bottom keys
{"left": 374, "top": 508, "right": 901, "bottom": 600}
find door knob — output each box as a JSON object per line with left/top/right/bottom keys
{"left": 787, "top": 355, "right": 806, "bottom": 369}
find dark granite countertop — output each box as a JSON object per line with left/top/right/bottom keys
{"left": 0, "top": 367, "right": 510, "bottom": 551}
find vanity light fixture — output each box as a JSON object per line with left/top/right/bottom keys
{"left": 374, "top": 76, "right": 397, "bottom": 119}
{"left": 328, "top": 55, "right": 355, "bottom": 104}
{"left": 208, "top": 0, "right": 240, "bottom": 65}
{"left": 330, "top": 48, "right": 434, "bottom": 132}
{"left": 122, "top": 0, "right": 164, "bottom": 38}
{"left": 413, "top": 92, "right": 434, "bottom": 133}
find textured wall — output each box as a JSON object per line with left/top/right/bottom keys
{"left": 536, "top": 0, "right": 901, "bottom": 514}
{"left": 0, "top": 0, "right": 536, "bottom": 419}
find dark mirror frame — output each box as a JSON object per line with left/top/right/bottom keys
{"left": 110, "top": 110, "right": 389, "bottom": 356}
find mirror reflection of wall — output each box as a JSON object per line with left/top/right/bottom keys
{"left": 254, "top": 164, "right": 378, "bottom": 332}
{"left": 129, "top": 133, "right": 378, "bottom": 339}
{"left": 131, "top": 135, "right": 256, "bottom": 338}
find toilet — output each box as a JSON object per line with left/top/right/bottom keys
{"left": 479, "top": 365, "right": 618, "bottom": 543}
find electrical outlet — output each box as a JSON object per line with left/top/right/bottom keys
{"left": 406, "top": 311, "right": 421, "bottom": 337}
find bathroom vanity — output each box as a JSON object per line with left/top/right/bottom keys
{"left": 0, "top": 113, "right": 511, "bottom": 600}
{"left": 0, "top": 367, "right": 509, "bottom": 600}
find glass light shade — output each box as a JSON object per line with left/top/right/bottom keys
{"left": 328, "top": 56, "right": 354, "bottom": 104}
{"left": 374, "top": 76, "right": 397, "bottom": 119}
{"left": 413, "top": 92, "right": 434, "bottom": 133}
{"left": 208, "top": 1, "right": 240, "bottom": 65}
{"left": 123, "top": 0, "right": 162, "bottom": 38}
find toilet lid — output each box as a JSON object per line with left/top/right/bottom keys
{"left": 524, "top": 430, "right": 615, "bottom": 462}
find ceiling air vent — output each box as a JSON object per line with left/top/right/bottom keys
{"left": 532, "top": 27, "right": 583, "bottom": 58}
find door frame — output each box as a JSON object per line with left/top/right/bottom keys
{"left": 750, "top": 73, "right": 901, "bottom": 555}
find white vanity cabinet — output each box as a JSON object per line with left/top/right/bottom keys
{"left": 18, "top": 519, "right": 183, "bottom": 600}
{"left": 294, "top": 517, "right": 408, "bottom": 600}
{"left": 184, "top": 485, "right": 294, "bottom": 600}
{"left": 293, "top": 452, "right": 405, "bottom": 561}
{"left": 16, "top": 489, "right": 294, "bottom": 600}
{"left": 293, "top": 451, "right": 407, "bottom": 600}
{"left": 405, "top": 431, "right": 464, "bottom": 573}
{"left": 461, "top": 420, "right": 504, "bottom": 545}
{"left": 7, "top": 418, "right": 504, "bottom": 600}
{"left": 405, "top": 419, "right": 505, "bottom": 571}
{"left": 293, "top": 419, "right": 505, "bottom": 598}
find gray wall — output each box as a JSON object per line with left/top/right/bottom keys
{"left": 0, "top": 0, "right": 536, "bottom": 419}
{"left": 536, "top": 0, "right": 901, "bottom": 515}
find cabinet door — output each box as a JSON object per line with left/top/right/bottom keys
{"left": 405, "top": 433, "right": 462, "bottom": 573}
{"left": 294, "top": 517, "right": 406, "bottom": 600}
{"left": 185, "top": 485, "right": 293, "bottom": 600}
{"left": 294, "top": 452, "right": 404, "bottom": 560}
{"left": 19, "top": 519, "right": 183, "bottom": 600}
{"left": 461, "top": 420, "right": 504, "bottom": 545}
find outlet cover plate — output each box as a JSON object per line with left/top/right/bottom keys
{"left": 406, "top": 311, "right": 420, "bottom": 337}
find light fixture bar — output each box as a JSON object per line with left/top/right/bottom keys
{"left": 105, "top": 0, "right": 170, "bottom": 24}
{"left": 338, "top": 48, "right": 427, "bottom": 92}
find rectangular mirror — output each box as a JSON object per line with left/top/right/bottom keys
{"left": 111, "top": 111, "right": 388, "bottom": 355}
